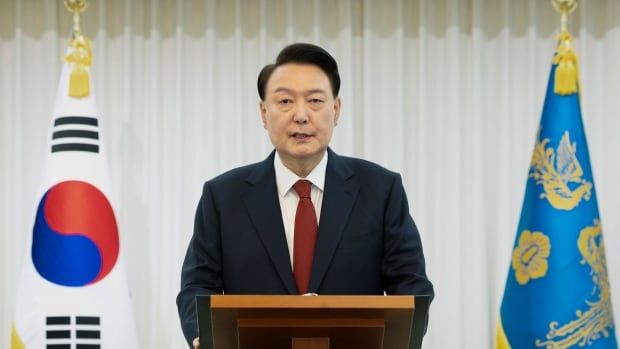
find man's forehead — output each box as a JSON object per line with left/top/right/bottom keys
{"left": 267, "top": 63, "right": 332, "bottom": 94}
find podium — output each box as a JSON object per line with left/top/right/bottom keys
{"left": 196, "top": 295, "right": 430, "bottom": 349}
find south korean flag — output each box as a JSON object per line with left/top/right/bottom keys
{"left": 11, "top": 43, "right": 138, "bottom": 349}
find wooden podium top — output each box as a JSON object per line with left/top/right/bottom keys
{"left": 198, "top": 295, "right": 430, "bottom": 349}
{"left": 210, "top": 295, "right": 417, "bottom": 309}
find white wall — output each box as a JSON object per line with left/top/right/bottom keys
{"left": 1, "top": 0, "right": 619, "bottom": 348}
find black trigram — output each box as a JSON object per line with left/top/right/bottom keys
{"left": 46, "top": 316, "right": 101, "bottom": 349}
{"left": 51, "top": 116, "right": 100, "bottom": 153}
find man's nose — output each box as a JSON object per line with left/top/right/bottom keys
{"left": 293, "top": 101, "right": 309, "bottom": 124}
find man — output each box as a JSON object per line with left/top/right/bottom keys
{"left": 177, "top": 43, "right": 434, "bottom": 349}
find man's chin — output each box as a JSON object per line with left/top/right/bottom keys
{"left": 279, "top": 147, "right": 326, "bottom": 161}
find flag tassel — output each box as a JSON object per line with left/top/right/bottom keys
{"left": 65, "top": 35, "right": 92, "bottom": 98}
{"left": 553, "top": 31, "right": 579, "bottom": 95}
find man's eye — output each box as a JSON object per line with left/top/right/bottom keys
{"left": 279, "top": 99, "right": 293, "bottom": 105}
{"left": 309, "top": 99, "right": 324, "bottom": 104}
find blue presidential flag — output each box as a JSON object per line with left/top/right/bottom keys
{"left": 496, "top": 32, "right": 617, "bottom": 349}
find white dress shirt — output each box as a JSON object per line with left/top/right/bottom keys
{"left": 274, "top": 151, "right": 327, "bottom": 267}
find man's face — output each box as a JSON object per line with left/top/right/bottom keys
{"left": 260, "top": 63, "right": 341, "bottom": 167}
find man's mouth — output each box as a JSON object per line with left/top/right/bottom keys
{"left": 292, "top": 132, "right": 312, "bottom": 139}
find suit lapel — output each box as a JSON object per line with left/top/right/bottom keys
{"left": 242, "top": 152, "right": 297, "bottom": 294}
{"left": 308, "top": 149, "right": 358, "bottom": 292}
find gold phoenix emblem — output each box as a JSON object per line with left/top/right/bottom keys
{"left": 529, "top": 130, "right": 592, "bottom": 210}
{"left": 536, "top": 220, "right": 615, "bottom": 348}
{"left": 512, "top": 230, "right": 551, "bottom": 285}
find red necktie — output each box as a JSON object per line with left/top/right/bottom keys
{"left": 292, "top": 179, "right": 318, "bottom": 294}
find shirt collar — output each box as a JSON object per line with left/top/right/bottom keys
{"left": 274, "top": 151, "right": 327, "bottom": 197}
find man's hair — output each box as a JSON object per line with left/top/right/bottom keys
{"left": 257, "top": 43, "right": 340, "bottom": 100}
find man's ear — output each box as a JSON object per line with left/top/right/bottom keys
{"left": 333, "top": 97, "right": 341, "bottom": 126}
{"left": 259, "top": 101, "right": 268, "bottom": 129}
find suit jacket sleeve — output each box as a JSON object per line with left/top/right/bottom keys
{"left": 382, "top": 174, "right": 434, "bottom": 298}
{"left": 176, "top": 182, "right": 223, "bottom": 347}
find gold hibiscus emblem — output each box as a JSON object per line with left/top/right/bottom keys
{"left": 512, "top": 230, "right": 551, "bottom": 285}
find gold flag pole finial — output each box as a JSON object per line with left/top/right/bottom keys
{"left": 63, "top": 0, "right": 92, "bottom": 98}
{"left": 64, "top": 0, "right": 88, "bottom": 38}
{"left": 552, "top": 0, "right": 578, "bottom": 33}
{"left": 551, "top": 0, "right": 579, "bottom": 95}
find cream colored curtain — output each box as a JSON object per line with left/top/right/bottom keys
{"left": 1, "top": 0, "right": 619, "bottom": 348}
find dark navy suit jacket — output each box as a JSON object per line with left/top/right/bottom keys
{"left": 176, "top": 149, "right": 434, "bottom": 346}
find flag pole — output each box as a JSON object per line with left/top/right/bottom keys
{"left": 63, "top": 0, "right": 92, "bottom": 98}
{"left": 64, "top": 0, "right": 88, "bottom": 39}
{"left": 551, "top": 0, "right": 577, "bottom": 33}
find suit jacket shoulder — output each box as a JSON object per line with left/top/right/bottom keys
{"left": 329, "top": 152, "right": 403, "bottom": 201}
{"left": 202, "top": 152, "right": 276, "bottom": 200}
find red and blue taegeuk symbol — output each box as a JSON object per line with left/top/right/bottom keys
{"left": 32, "top": 180, "right": 119, "bottom": 286}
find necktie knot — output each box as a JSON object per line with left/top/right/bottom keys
{"left": 293, "top": 180, "right": 312, "bottom": 199}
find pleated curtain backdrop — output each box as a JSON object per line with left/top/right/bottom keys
{"left": 1, "top": 0, "right": 619, "bottom": 348}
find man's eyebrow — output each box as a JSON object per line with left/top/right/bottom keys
{"left": 306, "top": 88, "right": 328, "bottom": 95}
{"left": 273, "top": 87, "right": 328, "bottom": 95}
{"left": 273, "top": 87, "right": 294, "bottom": 94}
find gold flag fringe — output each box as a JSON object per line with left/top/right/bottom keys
{"left": 552, "top": 31, "right": 579, "bottom": 95}
{"left": 495, "top": 318, "right": 512, "bottom": 349}
{"left": 10, "top": 323, "right": 26, "bottom": 349}
{"left": 64, "top": 34, "right": 92, "bottom": 98}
